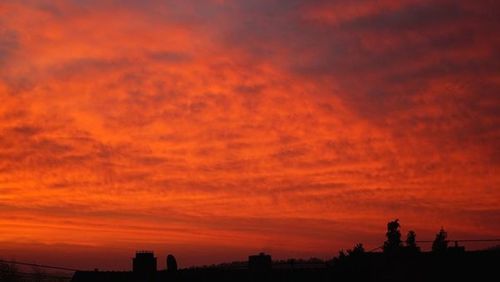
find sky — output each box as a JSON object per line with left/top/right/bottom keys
{"left": 0, "top": 0, "right": 499, "bottom": 270}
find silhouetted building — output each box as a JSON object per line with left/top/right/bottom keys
{"left": 167, "top": 254, "right": 178, "bottom": 272}
{"left": 133, "top": 251, "right": 157, "bottom": 275}
{"left": 248, "top": 252, "right": 272, "bottom": 272}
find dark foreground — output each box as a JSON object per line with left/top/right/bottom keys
{"left": 71, "top": 250, "right": 500, "bottom": 282}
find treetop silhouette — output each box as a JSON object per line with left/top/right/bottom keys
{"left": 406, "top": 230, "right": 417, "bottom": 248}
{"left": 432, "top": 227, "right": 448, "bottom": 253}
{"left": 383, "top": 219, "right": 402, "bottom": 253}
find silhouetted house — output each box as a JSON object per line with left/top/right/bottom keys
{"left": 248, "top": 252, "right": 272, "bottom": 272}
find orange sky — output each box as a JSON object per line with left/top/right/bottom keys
{"left": 0, "top": 0, "right": 499, "bottom": 270}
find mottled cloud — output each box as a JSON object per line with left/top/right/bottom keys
{"left": 0, "top": 0, "right": 499, "bottom": 269}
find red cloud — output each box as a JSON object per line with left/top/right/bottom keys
{"left": 0, "top": 0, "right": 499, "bottom": 269}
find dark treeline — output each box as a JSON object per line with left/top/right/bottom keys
{"left": 164, "top": 220, "right": 499, "bottom": 281}
{"left": 326, "top": 219, "right": 500, "bottom": 281}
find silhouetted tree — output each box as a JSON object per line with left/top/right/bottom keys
{"left": 383, "top": 219, "right": 402, "bottom": 253}
{"left": 338, "top": 250, "right": 346, "bottom": 259}
{"left": 167, "top": 254, "right": 178, "bottom": 272}
{"left": 347, "top": 243, "right": 365, "bottom": 257}
{"left": 406, "top": 230, "right": 417, "bottom": 248}
{"left": 432, "top": 227, "right": 448, "bottom": 253}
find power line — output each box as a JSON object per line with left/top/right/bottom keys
{"left": 0, "top": 259, "right": 81, "bottom": 272}
{"left": 0, "top": 268, "right": 72, "bottom": 280}
{"left": 416, "top": 239, "right": 500, "bottom": 243}
{"left": 453, "top": 239, "right": 500, "bottom": 242}
{"left": 367, "top": 245, "right": 383, "bottom": 252}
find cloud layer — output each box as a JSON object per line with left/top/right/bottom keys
{"left": 0, "top": 0, "right": 499, "bottom": 269}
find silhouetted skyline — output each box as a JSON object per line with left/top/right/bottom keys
{"left": 2, "top": 219, "right": 500, "bottom": 281}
